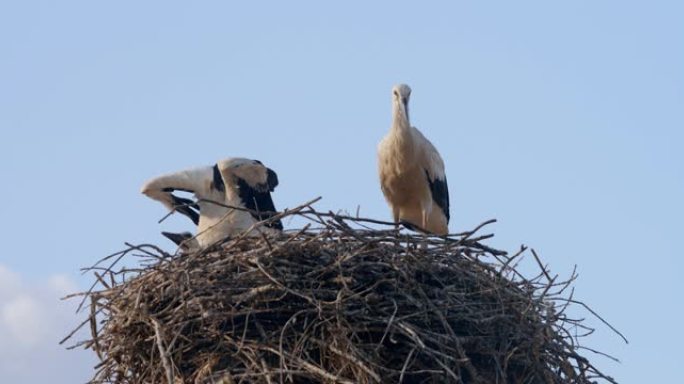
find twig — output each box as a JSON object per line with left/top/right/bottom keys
{"left": 151, "top": 318, "right": 175, "bottom": 384}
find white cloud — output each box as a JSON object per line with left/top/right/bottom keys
{"left": 2, "top": 294, "right": 46, "bottom": 346}
{"left": 47, "top": 274, "right": 78, "bottom": 296}
{"left": 0, "top": 265, "right": 21, "bottom": 299}
{"left": 0, "top": 264, "right": 96, "bottom": 384}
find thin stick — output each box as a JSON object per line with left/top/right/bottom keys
{"left": 152, "top": 319, "right": 175, "bottom": 384}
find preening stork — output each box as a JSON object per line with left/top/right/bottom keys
{"left": 378, "top": 84, "right": 450, "bottom": 235}
{"left": 141, "top": 157, "right": 283, "bottom": 250}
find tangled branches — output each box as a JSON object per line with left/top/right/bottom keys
{"left": 63, "top": 199, "right": 623, "bottom": 383}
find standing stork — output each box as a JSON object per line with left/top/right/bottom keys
{"left": 377, "top": 84, "right": 450, "bottom": 235}
{"left": 141, "top": 157, "right": 282, "bottom": 250}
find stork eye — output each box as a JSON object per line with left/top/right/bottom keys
{"left": 393, "top": 90, "right": 398, "bottom": 96}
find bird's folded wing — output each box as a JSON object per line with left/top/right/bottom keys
{"left": 235, "top": 178, "right": 283, "bottom": 230}
{"left": 415, "top": 128, "right": 449, "bottom": 221}
{"left": 140, "top": 166, "right": 213, "bottom": 224}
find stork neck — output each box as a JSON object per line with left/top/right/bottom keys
{"left": 392, "top": 102, "right": 411, "bottom": 132}
{"left": 388, "top": 106, "right": 416, "bottom": 161}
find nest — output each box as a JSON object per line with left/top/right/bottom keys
{"left": 63, "top": 199, "right": 622, "bottom": 383}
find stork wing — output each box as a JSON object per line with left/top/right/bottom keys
{"left": 236, "top": 177, "right": 283, "bottom": 230}
{"left": 161, "top": 231, "right": 200, "bottom": 252}
{"left": 161, "top": 231, "right": 193, "bottom": 246}
{"left": 414, "top": 127, "right": 450, "bottom": 222}
{"left": 141, "top": 166, "right": 213, "bottom": 225}
{"left": 170, "top": 195, "right": 200, "bottom": 225}
{"left": 425, "top": 170, "right": 450, "bottom": 222}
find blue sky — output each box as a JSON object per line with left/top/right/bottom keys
{"left": 0, "top": 1, "right": 682, "bottom": 382}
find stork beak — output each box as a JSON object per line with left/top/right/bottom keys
{"left": 402, "top": 97, "right": 409, "bottom": 121}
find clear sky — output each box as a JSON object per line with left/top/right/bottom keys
{"left": 1, "top": 1, "right": 682, "bottom": 382}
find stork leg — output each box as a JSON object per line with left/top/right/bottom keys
{"left": 392, "top": 206, "right": 401, "bottom": 230}
{"left": 419, "top": 204, "right": 431, "bottom": 250}
{"left": 391, "top": 206, "right": 403, "bottom": 249}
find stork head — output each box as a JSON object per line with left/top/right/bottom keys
{"left": 217, "top": 158, "right": 279, "bottom": 192}
{"left": 392, "top": 84, "right": 412, "bottom": 122}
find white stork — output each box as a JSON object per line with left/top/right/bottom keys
{"left": 377, "top": 84, "right": 450, "bottom": 235}
{"left": 141, "top": 157, "right": 282, "bottom": 250}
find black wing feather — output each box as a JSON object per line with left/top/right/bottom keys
{"left": 211, "top": 164, "right": 225, "bottom": 192}
{"left": 170, "top": 194, "right": 200, "bottom": 225}
{"left": 161, "top": 231, "right": 193, "bottom": 246}
{"left": 266, "top": 168, "right": 279, "bottom": 191}
{"left": 236, "top": 178, "right": 283, "bottom": 230}
{"left": 425, "top": 169, "right": 450, "bottom": 223}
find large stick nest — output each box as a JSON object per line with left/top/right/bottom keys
{"left": 64, "top": 200, "right": 622, "bottom": 383}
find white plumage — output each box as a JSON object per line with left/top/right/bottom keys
{"left": 141, "top": 157, "right": 282, "bottom": 250}
{"left": 378, "top": 84, "right": 450, "bottom": 235}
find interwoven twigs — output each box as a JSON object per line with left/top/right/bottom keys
{"left": 62, "top": 200, "right": 622, "bottom": 383}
